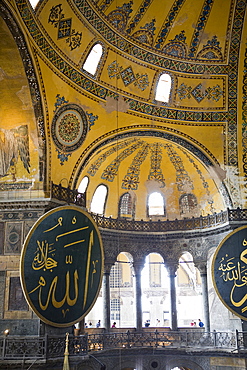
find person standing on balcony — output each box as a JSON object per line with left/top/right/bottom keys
{"left": 198, "top": 319, "right": 204, "bottom": 327}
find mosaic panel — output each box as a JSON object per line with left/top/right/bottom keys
{"left": 107, "top": 1, "right": 133, "bottom": 31}
{"left": 122, "top": 143, "right": 149, "bottom": 190}
{"left": 181, "top": 148, "right": 215, "bottom": 213}
{"left": 48, "top": 4, "right": 82, "bottom": 50}
{"left": 72, "top": 0, "right": 230, "bottom": 70}
{"left": 163, "top": 30, "right": 187, "bottom": 58}
{"left": 52, "top": 101, "right": 89, "bottom": 153}
{"left": 197, "top": 35, "right": 223, "bottom": 61}
{"left": 0, "top": 125, "right": 30, "bottom": 180}
{"left": 108, "top": 60, "right": 149, "bottom": 90}
{"left": 125, "top": 0, "right": 154, "bottom": 34}
{"left": 101, "top": 141, "right": 143, "bottom": 182}
{"left": 188, "top": 0, "right": 215, "bottom": 58}
{"left": 177, "top": 83, "right": 223, "bottom": 103}
{"left": 15, "top": 0, "right": 228, "bottom": 123}
{"left": 226, "top": 0, "right": 246, "bottom": 177}
{"left": 154, "top": 0, "right": 185, "bottom": 49}
{"left": 88, "top": 139, "right": 137, "bottom": 176}
{"left": 132, "top": 19, "right": 156, "bottom": 46}
{"left": 148, "top": 143, "right": 166, "bottom": 187}
{"left": 165, "top": 144, "right": 193, "bottom": 192}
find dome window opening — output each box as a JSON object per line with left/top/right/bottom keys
{"left": 155, "top": 73, "right": 171, "bottom": 103}
{"left": 90, "top": 184, "right": 107, "bottom": 215}
{"left": 29, "top": 0, "right": 39, "bottom": 8}
{"left": 148, "top": 192, "right": 165, "bottom": 216}
{"left": 82, "top": 43, "right": 103, "bottom": 76}
{"left": 78, "top": 176, "right": 89, "bottom": 194}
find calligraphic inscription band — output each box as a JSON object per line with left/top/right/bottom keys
{"left": 20, "top": 206, "right": 103, "bottom": 327}
{"left": 212, "top": 225, "right": 247, "bottom": 321}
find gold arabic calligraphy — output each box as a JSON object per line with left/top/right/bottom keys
{"left": 218, "top": 239, "right": 247, "bottom": 313}
{"left": 29, "top": 214, "right": 98, "bottom": 316}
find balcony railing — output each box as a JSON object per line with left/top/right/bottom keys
{"left": 50, "top": 183, "right": 247, "bottom": 233}
{"left": 51, "top": 182, "right": 86, "bottom": 207}
{"left": 91, "top": 208, "right": 247, "bottom": 232}
{"left": 0, "top": 330, "right": 245, "bottom": 360}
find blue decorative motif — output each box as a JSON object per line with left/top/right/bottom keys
{"left": 131, "top": 18, "right": 156, "bottom": 46}
{"left": 122, "top": 144, "right": 149, "bottom": 190}
{"left": 126, "top": 0, "right": 154, "bottom": 34}
{"left": 56, "top": 148, "right": 72, "bottom": 165}
{"left": 99, "top": 0, "right": 114, "bottom": 11}
{"left": 86, "top": 112, "right": 98, "bottom": 130}
{"left": 140, "top": 18, "right": 156, "bottom": 34}
{"left": 197, "top": 35, "right": 223, "bottom": 60}
{"left": 203, "top": 35, "right": 221, "bottom": 49}
{"left": 177, "top": 83, "right": 223, "bottom": 103}
{"left": 108, "top": 60, "right": 149, "bottom": 91}
{"left": 148, "top": 143, "right": 165, "bottom": 187}
{"left": 101, "top": 141, "right": 143, "bottom": 182}
{"left": 188, "top": 0, "right": 214, "bottom": 58}
{"left": 120, "top": 66, "right": 136, "bottom": 86}
{"left": 154, "top": 0, "right": 185, "bottom": 49}
{"left": 172, "top": 30, "right": 186, "bottom": 43}
{"left": 58, "top": 18, "right": 72, "bottom": 39}
{"left": 163, "top": 30, "right": 187, "bottom": 57}
{"left": 54, "top": 94, "right": 69, "bottom": 112}
{"left": 107, "top": 1, "right": 133, "bottom": 31}
{"left": 48, "top": 4, "right": 82, "bottom": 50}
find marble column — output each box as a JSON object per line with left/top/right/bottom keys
{"left": 166, "top": 263, "right": 178, "bottom": 331}
{"left": 102, "top": 264, "right": 112, "bottom": 331}
{"left": 133, "top": 261, "right": 144, "bottom": 331}
{"left": 196, "top": 262, "right": 210, "bottom": 333}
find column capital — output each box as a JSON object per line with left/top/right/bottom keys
{"left": 194, "top": 261, "right": 207, "bottom": 275}
{"left": 132, "top": 260, "right": 145, "bottom": 276}
{"left": 165, "top": 262, "right": 179, "bottom": 277}
{"left": 103, "top": 261, "right": 115, "bottom": 275}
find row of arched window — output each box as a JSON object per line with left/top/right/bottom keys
{"left": 82, "top": 43, "right": 172, "bottom": 103}
{"left": 78, "top": 177, "right": 198, "bottom": 218}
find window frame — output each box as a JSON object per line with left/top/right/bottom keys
{"left": 147, "top": 191, "right": 166, "bottom": 217}
{"left": 81, "top": 42, "right": 105, "bottom": 78}
{"left": 90, "top": 183, "right": 108, "bottom": 215}
{"left": 154, "top": 72, "right": 173, "bottom": 105}
{"left": 118, "top": 192, "right": 135, "bottom": 219}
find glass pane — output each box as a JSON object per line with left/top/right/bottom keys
{"left": 78, "top": 176, "right": 89, "bottom": 193}
{"left": 91, "top": 184, "right": 107, "bottom": 214}
{"left": 83, "top": 44, "right": 103, "bottom": 75}
{"left": 155, "top": 73, "right": 171, "bottom": 103}
{"left": 148, "top": 192, "right": 164, "bottom": 215}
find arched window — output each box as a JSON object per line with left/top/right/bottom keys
{"left": 78, "top": 176, "right": 89, "bottom": 193}
{"left": 82, "top": 43, "right": 103, "bottom": 76}
{"left": 148, "top": 192, "right": 165, "bottom": 216}
{"left": 119, "top": 192, "right": 135, "bottom": 219}
{"left": 155, "top": 73, "right": 171, "bottom": 103}
{"left": 179, "top": 193, "right": 197, "bottom": 214}
{"left": 29, "top": 0, "right": 39, "bottom": 8}
{"left": 110, "top": 298, "right": 120, "bottom": 321}
{"left": 90, "top": 184, "right": 107, "bottom": 214}
{"left": 110, "top": 263, "right": 122, "bottom": 288}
